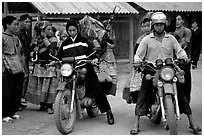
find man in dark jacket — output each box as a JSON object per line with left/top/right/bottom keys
{"left": 17, "top": 14, "right": 32, "bottom": 109}
{"left": 190, "top": 19, "right": 202, "bottom": 69}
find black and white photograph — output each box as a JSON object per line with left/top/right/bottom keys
{"left": 2, "top": 1, "right": 202, "bottom": 135}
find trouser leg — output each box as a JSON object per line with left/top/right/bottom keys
{"left": 2, "top": 71, "right": 12, "bottom": 117}
{"left": 192, "top": 47, "right": 201, "bottom": 66}
{"left": 8, "top": 73, "right": 24, "bottom": 117}
{"left": 22, "top": 55, "right": 30, "bottom": 97}
{"left": 85, "top": 64, "right": 111, "bottom": 113}
{"left": 177, "top": 82, "right": 192, "bottom": 115}
{"left": 135, "top": 76, "right": 153, "bottom": 116}
{"left": 178, "top": 63, "right": 192, "bottom": 103}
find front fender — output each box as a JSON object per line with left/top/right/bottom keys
{"left": 163, "top": 83, "right": 174, "bottom": 94}
{"left": 57, "top": 82, "right": 67, "bottom": 91}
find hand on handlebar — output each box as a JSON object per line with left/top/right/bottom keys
{"left": 91, "top": 58, "right": 99, "bottom": 66}
{"left": 133, "top": 61, "right": 142, "bottom": 68}
{"left": 47, "top": 61, "right": 56, "bottom": 66}
{"left": 178, "top": 57, "right": 190, "bottom": 64}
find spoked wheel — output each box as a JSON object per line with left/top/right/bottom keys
{"left": 54, "top": 89, "right": 76, "bottom": 134}
{"left": 165, "top": 95, "right": 177, "bottom": 135}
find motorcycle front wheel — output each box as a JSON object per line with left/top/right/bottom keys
{"left": 165, "top": 95, "right": 177, "bottom": 135}
{"left": 54, "top": 89, "right": 76, "bottom": 134}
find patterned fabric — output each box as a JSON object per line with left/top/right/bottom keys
{"left": 98, "top": 31, "right": 117, "bottom": 96}
{"left": 97, "top": 59, "right": 117, "bottom": 96}
{"left": 27, "top": 21, "right": 58, "bottom": 105}
{"left": 79, "top": 15, "right": 105, "bottom": 42}
{"left": 100, "top": 45, "right": 116, "bottom": 63}
{"left": 32, "top": 64, "right": 56, "bottom": 77}
{"left": 26, "top": 62, "right": 58, "bottom": 105}
{"left": 26, "top": 75, "right": 59, "bottom": 105}
{"left": 129, "top": 68, "right": 143, "bottom": 92}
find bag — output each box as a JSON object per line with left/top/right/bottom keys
{"left": 122, "top": 87, "right": 133, "bottom": 104}
{"left": 94, "top": 62, "right": 112, "bottom": 82}
{"left": 122, "top": 72, "right": 139, "bottom": 104}
{"left": 3, "top": 54, "right": 24, "bottom": 75}
{"left": 129, "top": 68, "right": 143, "bottom": 92}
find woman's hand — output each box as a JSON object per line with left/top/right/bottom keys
{"left": 91, "top": 58, "right": 99, "bottom": 66}
{"left": 41, "top": 31, "right": 47, "bottom": 39}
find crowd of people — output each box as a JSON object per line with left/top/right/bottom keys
{"left": 2, "top": 13, "right": 116, "bottom": 125}
{"left": 2, "top": 11, "right": 202, "bottom": 135}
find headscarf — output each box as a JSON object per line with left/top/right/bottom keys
{"left": 32, "top": 21, "right": 52, "bottom": 48}
{"left": 66, "top": 20, "right": 79, "bottom": 33}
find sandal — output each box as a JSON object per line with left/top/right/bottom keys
{"left": 130, "top": 129, "right": 139, "bottom": 135}
{"left": 3, "top": 117, "right": 13, "bottom": 123}
{"left": 12, "top": 114, "right": 22, "bottom": 119}
{"left": 130, "top": 124, "right": 140, "bottom": 135}
{"left": 189, "top": 124, "right": 201, "bottom": 135}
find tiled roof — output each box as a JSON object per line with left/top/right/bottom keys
{"left": 31, "top": 2, "right": 139, "bottom": 15}
{"left": 136, "top": 2, "right": 202, "bottom": 12}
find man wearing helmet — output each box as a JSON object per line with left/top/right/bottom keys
{"left": 130, "top": 12, "right": 201, "bottom": 135}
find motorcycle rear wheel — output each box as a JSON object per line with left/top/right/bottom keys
{"left": 165, "top": 95, "right": 177, "bottom": 135}
{"left": 54, "top": 90, "right": 76, "bottom": 134}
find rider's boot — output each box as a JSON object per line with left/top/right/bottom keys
{"left": 106, "top": 110, "right": 114, "bottom": 125}
{"left": 86, "top": 107, "right": 96, "bottom": 118}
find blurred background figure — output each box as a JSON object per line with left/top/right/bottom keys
{"left": 17, "top": 14, "right": 32, "bottom": 111}
{"left": 133, "top": 12, "right": 152, "bottom": 55}
{"left": 172, "top": 14, "right": 192, "bottom": 103}
{"left": 190, "top": 19, "right": 202, "bottom": 69}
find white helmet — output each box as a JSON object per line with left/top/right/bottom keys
{"left": 151, "top": 12, "right": 167, "bottom": 26}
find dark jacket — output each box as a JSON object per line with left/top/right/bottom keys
{"left": 17, "top": 28, "right": 31, "bottom": 56}
{"left": 57, "top": 34, "right": 96, "bottom": 60}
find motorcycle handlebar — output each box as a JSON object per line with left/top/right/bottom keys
{"left": 133, "top": 59, "right": 186, "bottom": 74}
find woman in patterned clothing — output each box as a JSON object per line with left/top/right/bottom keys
{"left": 98, "top": 20, "right": 117, "bottom": 96}
{"left": 26, "top": 21, "right": 58, "bottom": 114}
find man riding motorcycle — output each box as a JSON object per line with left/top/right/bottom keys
{"left": 56, "top": 20, "right": 114, "bottom": 125}
{"left": 130, "top": 12, "right": 201, "bottom": 135}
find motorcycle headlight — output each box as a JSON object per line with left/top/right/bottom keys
{"left": 160, "top": 67, "right": 174, "bottom": 81}
{"left": 61, "top": 64, "right": 73, "bottom": 76}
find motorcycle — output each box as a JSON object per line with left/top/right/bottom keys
{"left": 52, "top": 52, "right": 100, "bottom": 135}
{"left": 134, "top": 58, "right": 186, "bottom": 135}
